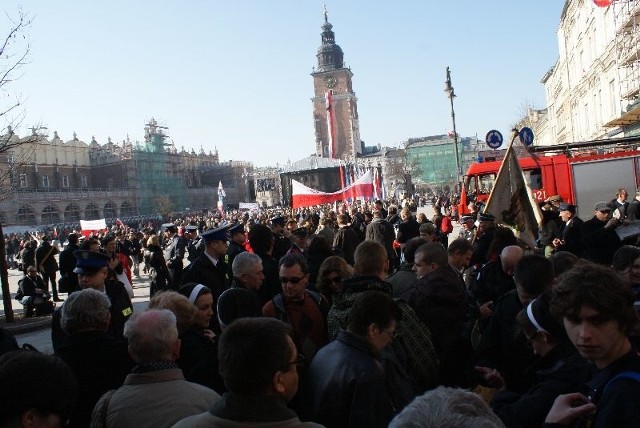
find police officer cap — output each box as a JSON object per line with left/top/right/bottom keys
{"left": 270, "top": 216, "right": 286, "bottom": 226}
{"left": 558, "top": 202, "right": 576, "bottom": 213}
{"left": 460, "top": 215, "right": 474, "bottom": 223}
{"left": 73, "top": 250, "right": 110, "bottom": 274}
{"left": 201, "top": 225, "right": 229, "bottom": 242}
{"left": 162, "top": 223, "right": 176, "bottom": 232}
{"left": 228, "top": 224, "right": 244, "bottom": 236}
{"left": 479, "top": 213, "right": 495, "bottom": 222}
{"left": 185, "top": 225, "right": 198, "bottom": 232}
{"left": 291, "top": 227, "right": 308, "bottom": 238}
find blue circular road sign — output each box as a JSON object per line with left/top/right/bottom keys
{"left": 485, "top": 130, "right": 503, "bottom": 149}
{"left": 519, "top": 127, "right": 534, "bottom": 146}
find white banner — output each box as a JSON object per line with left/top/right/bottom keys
{"left": 80, "top": 219, "right": 107, "bottom": 231}
{"left": 239, "top": 202, "right": 260, "bottom": 211}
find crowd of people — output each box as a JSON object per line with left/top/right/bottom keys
{"left": 1, "top": 189, "right": 640, "bottom": 427}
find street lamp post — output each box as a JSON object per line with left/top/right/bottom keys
{"left": 444, "top": 66, "right": 461, "bottom": 189}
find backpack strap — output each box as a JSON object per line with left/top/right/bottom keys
{"left": 603, "top": 371, "right": 640, "bottom": 394}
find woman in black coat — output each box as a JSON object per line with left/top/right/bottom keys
{"left": 144, "top": 235, "right": 171, "bottom": 295}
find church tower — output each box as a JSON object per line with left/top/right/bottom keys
{"left": 311, "top": 9, "right": 361, "bottom": 161}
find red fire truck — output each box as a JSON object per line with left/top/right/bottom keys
{"left": 458, "top": 136, "right": 640, "bottom": 218}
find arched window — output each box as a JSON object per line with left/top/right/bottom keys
{"left": 85, "top": 203, "right": 100, "bottom": 220}
{"left": 104, "top": 201, "right": 117, "bottom": 219}
{"left": 41, "top": 204, "right": 60, "bottom": 224}
{"left": 16, "top": 205, "right": 36, "bottom": 226}
{"left": 120, "top": 201, "right": 136, "bottom": 217}
{"left": 65, "top": 204, "right": 81, "bottom": 222}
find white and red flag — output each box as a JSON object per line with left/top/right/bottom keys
{"left": 292, "top": 171, "right": 374, "bottom": 209}
{"left": 326, "top": 90, "right": 335, "bottom": 158}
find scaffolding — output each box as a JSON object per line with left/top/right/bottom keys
{"left": 614, "top": 1, "right": 640, "bottom": 104}
{"left": 133, "top": 119, "right": 188, "bottom": 215}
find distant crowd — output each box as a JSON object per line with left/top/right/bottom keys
{"left": 2, "top": 189, "right": 640, "bottom": 427}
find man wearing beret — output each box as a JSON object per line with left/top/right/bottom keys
{"left": 162, "top": 223, "right": 187, "bottom": 289}
{"left": 51, "top": 250, "right": 134, "bottom": 351}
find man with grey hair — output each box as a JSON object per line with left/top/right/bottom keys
{"left": 216, "top": 252, "right": 264, "bottom": 328}
{"left": 92, "top": 309, "right": 221, "bottom": 427}
{"left": 55, "top": 289, "right": 133, "bottom": 428}
{"left": 389, "top": 386, "right": 504, "bottom": 428}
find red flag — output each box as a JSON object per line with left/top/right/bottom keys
{"left": 115, "top": 218, "right": 124, "bottom": 227}
{"left": 594, "top": 0, "right": 613, "bottom": 6}
{"left": 52, "top": 227, "right": 58, "bottom": 238}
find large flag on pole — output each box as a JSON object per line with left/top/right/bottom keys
{"left": 326, "top": 90, "right": 335, "bottom": 158}
{"left": 292, "top": 170, "right": 374, "bottom": 209}
{"left": 483, "top": 130, "right": 543, "bottom": 248}
{"left": 217, "top": 181, "right": 226, "bottom": 217}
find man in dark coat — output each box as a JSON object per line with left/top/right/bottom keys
{"left": 51, "top": 250, "right": 134, "bottom": 351}
{"left": 17, "top": 266, "right": 50, "bottom": 317}
{"left": 303, "top": 291, "right": 400, "bottom": 428}
{"left": 35, "top": 235, "right": 60, "bottom": 301}
{"left": 225, "top": 223, "right": 246, "bottom": 275}
{"left": 59, "top": 233, "right": 80, "bottom": 294}
{"left": 162, "top": 223, "right": 186, "bottom": 289}
{"left": 19, "top": 239, "right": 36, "bottom": 275}
{"left": 185, "top": 225, "right": 204, "bottom": 263}
{"left": 552, "top": 203, "right": 583, "bottom": 256}
{"left": 581, "top": 201, "right": 621, "bottom": 265}
{"left": 181, "top": 226, "right": 230, "bottom": 332}
{"left": 270, "top": 216, "right": 291, "bottom": 262}
{"left": 400, "top": 242, "right": 468, "bottom": 363}
{"left": 332, "top": 214, "right": 361, "bottom": 266}
{"left": 366, "top": 210, "right": 397, "bottom": 272}
{"left": 55, "top": 288, "right": 133, "bottom": 428}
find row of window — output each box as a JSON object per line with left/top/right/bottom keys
{"left": 18, "top": 174, "right": 88, "bottom": 188}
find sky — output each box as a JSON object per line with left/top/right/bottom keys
{"left": 3, "top": 1, "right": 566, "bottom": 167}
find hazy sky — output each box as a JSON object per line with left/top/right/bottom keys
{"left": 4, "top": 1, "right": 566, "bottom": 166}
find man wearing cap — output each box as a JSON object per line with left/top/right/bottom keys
{"left": 270, "top": 216, "right": 291, "bottom": 261}
{"left": 457, "top": 216, "right": 476, "bottom": 241}
{"left": 552, "top": 202, "right": 583, "bottom": 256}
{"left": 181, "top": 225, "right": 230, "bottom": 308}
{"left": 51, "top": 250, "right": 134, "bottom": 352}
{"left": 287, "top": 227, "right": 308, "bottom": 257}
{"left": 162, "top": 223, "right": 187, "bottom": 290}
{"left": 469, "top": 213, "right": 496, "bottom": 269}
{"left": 225, "top": 223, "right": 246, "bottom": 275}
{"left": 185, "top": 225, "right": 203, "bottom": 263}
{"left": 581, "top": 201, "right": 622, "bottom": 265}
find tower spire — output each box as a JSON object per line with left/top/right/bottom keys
{"left": 316, "top": 6, "right": 344, "bottom": 72}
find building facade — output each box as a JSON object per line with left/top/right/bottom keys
{"left": 538, "top": 0, "right": 640, "bottom": 147}
{"left": 311, "top": 11, "right": 362, "bottom": 161}
{"left": 0, "top": 119, "right": 253, "bottom": 226}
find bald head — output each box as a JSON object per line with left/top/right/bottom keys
{"left": 500, "top": 245, "right": 524, "bottom": 276}
{"left": 124, "top": 309, "right": 179, "bottom": 363}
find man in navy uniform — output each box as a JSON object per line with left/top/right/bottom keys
{"left": 182, "top": 225, "right": 231, "bottom": 332}
{"left": 51, "top": 250, "right": 133, "bottom": 351}
{"left": 162, "top": 223, "right": 187, "bottom": 289}
{"left": 225, "top": 223, "right": 246, "bottom": 275}
{"left": 185, "top": 225, "right": 204, "bottom": 263}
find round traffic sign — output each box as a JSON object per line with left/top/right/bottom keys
{"left": 519, "top": 127, "right": 534, "bottom": 146}
{"left": 485, "top": 130, "right": 503, "bottom": 149}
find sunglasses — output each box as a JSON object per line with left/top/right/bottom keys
{"left": 280, "top": 277, "right": 304, "bottom": 284}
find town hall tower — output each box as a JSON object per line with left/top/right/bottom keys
{"left": 311, "top": 9, "right": 361, "bottom": 161}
